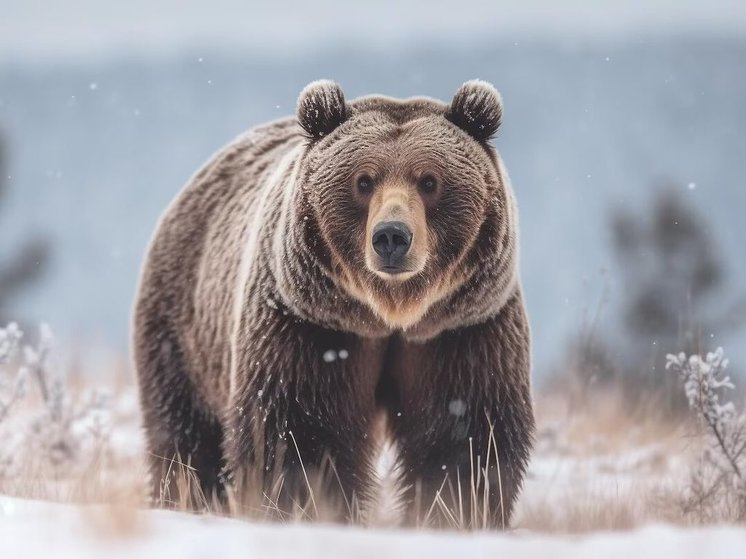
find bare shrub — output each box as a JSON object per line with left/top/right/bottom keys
{"left": 666, "top": 347, "right": 746, "bottom": 522}
{"left": 0, "top": 321, "right": 110, "bottom": 487}
{"left": 0, "top": 322, "right": 26, "bottom": 424}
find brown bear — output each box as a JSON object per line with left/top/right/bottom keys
{"left": 132, "top": 79, "right": 534, "bottom": 528}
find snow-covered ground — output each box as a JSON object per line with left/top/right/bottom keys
{"left": 1, "top": 496, "right": 744, "bottom": 559}
{"left": 1, "top": 341, "right": 744, "bottom": 556}
{"left": 1, "top": 382, "right": 733, "bottom": 554}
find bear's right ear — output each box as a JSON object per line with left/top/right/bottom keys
{"left": 297, "top": 80, "right": 348, "bottom": 140}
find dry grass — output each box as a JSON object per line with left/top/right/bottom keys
{"left": 518, "top": 490, "right": 641, "bottom": 533}
{"left": 0, "top": 363, "right": 742, "bottom": 536}
{"left": 511, "top": 389, "right": 686, "bottom": 533}
{"left": 149, "top": 421, "right": 510, "bottom": 531}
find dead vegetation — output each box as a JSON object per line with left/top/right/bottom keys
{"left": 2, "top": 320, "right": 745, "bottom": 535}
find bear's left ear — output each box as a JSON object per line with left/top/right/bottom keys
{"left": 446, "top": 80, "right": 503, "bottom": 142}
{"left": 297, "top": 80, "right": 348, "bottom": 140}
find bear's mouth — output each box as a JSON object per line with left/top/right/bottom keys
{"left": 379, "top": 265, "right": 414, "bottom": 275}
{"left": 372, "top": 266, "right": 418, "bottom": 282}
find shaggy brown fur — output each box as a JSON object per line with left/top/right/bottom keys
{"left": 133, "top": 79, "right": 534, "bottom": 527}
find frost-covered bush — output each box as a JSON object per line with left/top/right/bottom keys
{"left": 0, "top": 322, "right": 109, "bottom": 482}
{"left": 666, "top": 348, "right": 746, "bottom": 522}
{"left": 0, "top": 322, "right": 27, "bottom": 423}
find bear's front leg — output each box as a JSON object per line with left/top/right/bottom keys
{"left": 225, "top": 303, "right": 384, "bottom": 521}
{"left": 392, "top": 292, "right": 535, "bottom": 529}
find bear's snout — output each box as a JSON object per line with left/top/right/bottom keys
{"left": 371, "top": 220, "right": 412, "bottom": 272}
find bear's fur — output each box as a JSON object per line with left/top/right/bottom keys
{"left": 133, "top": 79, "right": 534, "bottom": 527}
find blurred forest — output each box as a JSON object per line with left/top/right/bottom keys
{"left": 557, "top": 186, "right": 746, "bottom": 412}
{"left": 0, "top": 134, "right": 49, "bottom": 328}
{"left": 0, "top": 35, "right": 744, "bottom": 376}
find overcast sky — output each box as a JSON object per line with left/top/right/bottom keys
{"left": 2, "top": 0, "right": 746, "bottom": 62}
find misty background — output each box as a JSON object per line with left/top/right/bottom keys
{"left": 0, "top": 1, "right": 745, "bottom": 377}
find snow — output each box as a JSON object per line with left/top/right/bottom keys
{"left": 448, "top": 399, "right": 467, "bottom": 416}
{"left": 322, "top": 349, "right": 349, "bottom": 363}
{"left": 0, "top": 496, "right": 744, "bottom": 559}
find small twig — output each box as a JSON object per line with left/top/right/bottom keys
{"left": 288, "top": 430, "right": 318, "bottom": 518}
{"left": 701, "top": 408, "right": 742, "bottom": 479}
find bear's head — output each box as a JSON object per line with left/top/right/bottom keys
{"left": 294, "top": 79, "right": 518, "bottom": 333}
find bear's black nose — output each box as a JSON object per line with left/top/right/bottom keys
{"left": 372, "top": 221, "right": 412, "bottom": 269}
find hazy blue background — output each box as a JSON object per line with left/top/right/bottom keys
{"left": 0, "top": 1, "right": 744, "bottom": 375}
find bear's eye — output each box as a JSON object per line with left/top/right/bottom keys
{"left": 356, "top": 174, "right": 374, "bottom": 196}
{"left": 418, "top": 174, "right": 438, "bottom": 195}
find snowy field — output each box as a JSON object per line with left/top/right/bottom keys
{"left": 1, "top": 326, "right": 745, "bottom": 556}
{"left": 1, "top": 495, "right": 745, "bottom": 559}
{"left": 1, "top": 322, "right": 744, "bottom": 554}
{"left": 2, "top": 366, "right": 745, "bottom": 557}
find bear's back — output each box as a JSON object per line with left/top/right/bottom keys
{"left": 134, "top": 118, "right": 302, "bottom": 410}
